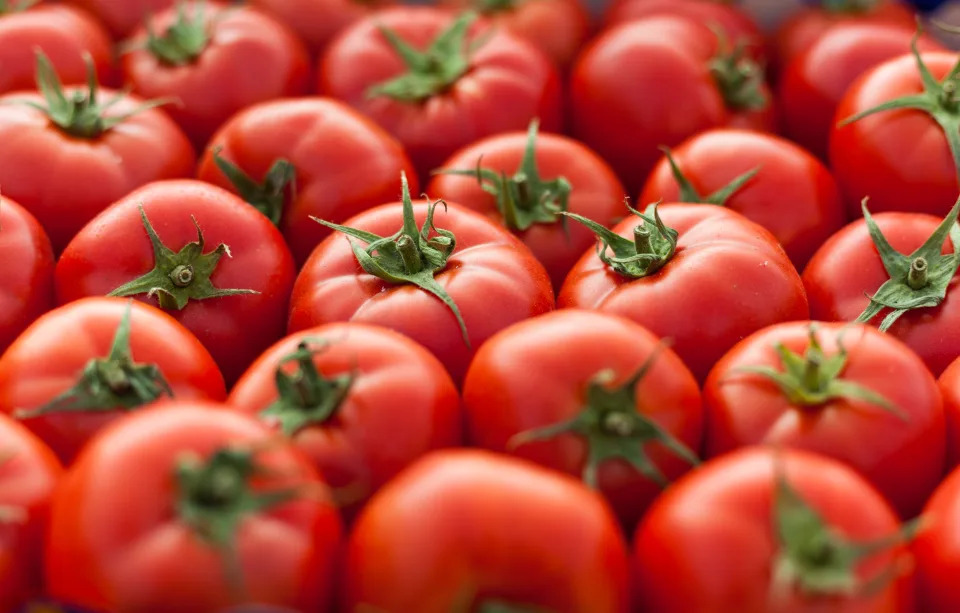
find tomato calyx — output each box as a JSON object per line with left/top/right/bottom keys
{"left": 15, "top": 303, "right": 174, "bottom": 420}
{"left": 475, "top": 599, "right": 546, "bottom": 613}
{"left": 509, "top": 343, "right": 699, "bottom": 488}
{"left": 435, "top": 119, "right": 572, "bottom": 231}
{"left": 856, "top": 196, "right": 960, "bottom": 330}
{"left": 144, "top": 2, "right": 212, "bottom": 66}
{"left": 108, "top": 206, "right": 259, "bottom": 311}
{"left": 709, "top": 31, "right": 768, "bottom": 113}
{"left": 313, "top": 172, "right": 471, "bottom": 345}
{"left": 821, "top": 0, "right": 881, "bottom": 14}
{"left": 212, "top": 148, "right": 296, "bottom": 227}
{"left": 0, "top": 0, "right": 38, "bottom": 14}
{"left": 660, "top": 146, "right": 759, "bottom": 206}
{"left": 475, "top": 0, "right": 519, "bottom": 14}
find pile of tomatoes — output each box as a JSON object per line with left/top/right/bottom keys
{"left": 6, "top": 0, "right": 960, "bottom": 611}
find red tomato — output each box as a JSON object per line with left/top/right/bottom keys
{"left": 910, "top": 462, "right": 960, "bottom": 611}
{"left": 570, "top": 15, "right": 776, "bottom": 193}
{"left": 463, "top": 310, "right": 702, "bottom": 528}
{"left": 640, "top": 129, "right": 846, "bottom": 268}
{"left": 248, "top": 0, "right": 395, "bottom": 53}
{"left": 0, "top": 414, "right": 62, "bottom": 612}
{"left": 55, "top": 180, "right": 296, "bottom": 385}
{"left": 559, "top": 203, "right": 809, "bottom": 382}
{"left": 64, "top": 0, "right": 174, "bottom": 38}
{"left": 228, "top": 322, "right": 460, "bottom": 518}
{"left": 197, "top": 97, "right": 418, "bottom": 266}
{"left": 318, "top": 7, "right": 562, "bottom": 179}
{"left": 0, "top": 195, "right": 53, "bottom": 356}
{"left": 0, "top": 297, "right": 226, "bottom": 464}
{"left": 344, "top": 449, "right": 630, "bottom": 613}
{"left": 705, "top": 322, "right": 944, "bottom": 518}
{"left": 121, "top": 2, "right": 310, "bottom": 148}
{"left": 45, "top": 403, "right": 343, "bottom": 612}
{"left": 940, "top": 357, "right": 960, "bottom": 469}
{"left": 427, "top": 120, "right": 626, "bottom": 289}
{"left": 634, "top": 448, "right": 918, "bottom": 612}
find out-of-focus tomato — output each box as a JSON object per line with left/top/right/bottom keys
{"left": 64, "top": 0, "right": 175, "bottom": 38}
{"left": 247, "top": 0, "right": 395, "bottom": 53}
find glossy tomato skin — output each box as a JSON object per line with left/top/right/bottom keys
{"left": 0, "top": 196, "right": 53, "bottom": 357}
{"left": 830, "top": 52, "right": 960, "bottom": 218}
{"left": 0, "top": 414, "right": 62, "bottom": 613}
{"left": 64, "top": 0, "right": 175, "bottom": 37}
{"left": 705, "top": 322, "right": 944, "bottom": 518}
{"left": 640, "top": 129, "right": 845, "bottom": 268}
{"left": 939, "top": 357, "right": 960, "bottom": 469}
{"left": 0, "top": 297, "right": 227, "bottom": 464}
{"left": 248, "top": 0, "right": 395, "bottom": 52}
{"left": 318, "top": 7, "right": 563, "bottom": 180}
{"left": 463, "top": 310, "right": 702, "bottom": 528}
{"left": 122, "top": 2, "right": 310, "bottom": 148}
{"left": 427, "top": 130, "right": 626, "bottom": 289}
{"left": 559, "top": 204, "right": 809, "bottom": 382}
{"left": 0, "top": 88, "right": 195, "bottom": 253}
{"left": 344, "top": 449, "right": 630, "bottom": 613}
{"left": 228, "top": 322, "right": 461, "bottom": 517}
{"left": 289, "top": 200, "right": 554, "bottom": 385}
{"left": 912, "top": 464, "right": 960, "bottom": 612}
{"left": 570, "top": 16, "right": 775, "bottom": 194}
{"left": 45, "top": 404, "right": 343, "bottom": 613}
{"left": 198, "top": 97, "right": 419, "bottom": 266}
{"left": 804, "top": 212, "right": 960, "bottom": 376}
{"left": 55, "top": 180, "right": 296, "bottom": 385}
{"left": 634, "top": 448, "right": 916, "bottom": 613}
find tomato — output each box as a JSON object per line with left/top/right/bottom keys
{"left": 197, "top": 97, "right": 418, "bottom": 266}
{"left": 0, "top": 55, "right": 194, "bottom": 253}
{"left": 247, "top": 0, "right": 395, "bottom": 53}
{"left": 0, "top": 414, "right": 62, "bottom": 612}
{"left": 318, "top": 7, "right": 562, "bottom": 179}
{"left": 803, "top": 201, "right": 960, "bottom": 376}
{"left": 63, "top": 0, "right": 174, "bottom": 38}
{"left": 427, "top": 119, "right": 626, "bottom": 289}
{"left": 639, "top": 128, "right": 846, "bottom": 268}
{"left": 343, "top": 449, "right": 630, "bottom": 613}
{"left": 911, "top": 461, "right": 960, "bottom": 611}
{"left": 227, "top": 322, "right": 460, "bottom": 518}
{"left": 463, "top": 309, "right": 701, "bottom": 529}
{"left": 0, "top": 297, "right": 226, "bottom": 464}
{"left": 0, "top": 195, "right": 53, "bottom": 357}
{"left": 55, "top": 180, "right": 296, "bottom": 385}
{"left": 45, "top": 403, "right": 343, "bottom": 612}
{"left": 121, "top": 2, "right": 310, "bottom": 148}
{"left": 940, "top": 357, "right": 960, "bottom": 470}
{"left": 570, "top": 15, "right": 776, "bottom": 194}
{"left": 634, "top": 448, "right": 918, "bottom": 613}
{"left": 558, "top": 203, "right": 809, "bottom": 382}
{"left": 289, "top": 173, "right": 554, "bottom": 385}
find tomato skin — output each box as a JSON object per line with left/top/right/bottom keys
{"left": 344, "top": 449, "right": 630, "bottom": 613}
{"left": 427, "top": 130, "right": 626, "bottom": 289}
{"left": 939, "top": 358, "right": 960, "bottom": 470}
{"left": 198, "top": 97, "right": 419, "bottom": 267}
{"left": 63, "top": 0, "right": 175, "bottom": 38}
{"left": 634, "top": 447, "right": 916, "bottom": 613}
{"left": 45, "top": 403, "right": 343, "bottom": 613}
{"left": 559, "top": 204, "right": 809, "bottom": 382}
{"left": 803, "top": 212, "right": 960, "bottom": 376}
{"left": 247, "top": 0, "right": 395, "bottom": 53}
{"left": 0, "top": 196, "right": 53, "bottom": 357}
{"left": 228, "top": 322, "right": 461, "bottom": 517}
{"left": 55, "top": 180, "right": 296, "bottom": 385}
{"left": 0, "top": 414, "right": 62, "bottom": 613}
{"left": 122, "top": 2, "right": 310, "bottom": 148}
{"left": 910, "top": 463, "right": 960, "bottom": 612}
{"left": 0, "top": 297, "right": 227, "bottom": 464}
{"left": 639, "top": 129, "right": 845, "bottom": 268}
{"left": 462, "top": 310, "right": 702, "bottom": 528}
{"left": 318, "top": 7, "right": 563, "bottom": 179}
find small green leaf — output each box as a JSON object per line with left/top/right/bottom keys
{"left": 212, "top": 148, "right": 295, "bottom": 226}
{"left": 145, "top": 1, "right": 211, "bottom": 66}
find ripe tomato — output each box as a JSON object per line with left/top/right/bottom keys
{"left": 571, "top": 15, "right": 775, "bottom": 193}
{"left": 121, "top": 2, "right": 310, "bottom": 148}
{"left": 559, "top": 203, "right": 809, "bottom": 382}
{"left": 0, "top": 56, "right": 194, "bottom": 253}
{"left": 247, "top": 0, "right": 395, "bottom": 53}
{"left": 63, "top": 0, "right": 174, "bottom": 38}
{"left": 55, "top": 180, "right": 296, "bottom": 385}
{"left": 910, "top": 462, "right": 960, "bottom": 611}
{"left": 318, "top": 7, "right": 562, "bottom": 179}
{"left": 634, "top": 448, "right": 918, "bottom": 612}
{"left": 939, "top": 356, "right": 960, "bottom": 470}
{"left": 227, "top": 322, "right": 460, "bottom": 518}
{"left": 463, "top": 310, "right": 701, "bottom": 529}
{"left": 45, "top": 403, "right": 343, "bottom": 612}
{"left": 705, "top": 322, "right": 944, "bottom": 518}
{"left": 289, "top": 173, "right": 554, "bottom": 385}
{"left": 639, "top": 129, "right": 845, "bottom": 268}
{"left": 0, "top": 195, "right": 53, "bottom": 357}
{"left": 0, "top": 414, "right": 62, "bottom": 612}
{"left": 427, "top": 119, "right": 626, "bottom": 289}
{"left": 197, "top": 97, "right": 418, "bottom": 266}
{"left": 0, "top": 297, "right": 226, "bottom": 464}
{"left": 344, "top": 449, "right": 630, "bottom": 613}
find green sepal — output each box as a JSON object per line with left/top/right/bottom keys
{"left": 660, "top": 146, "right": 759, "bottom": 206}
{"left": 708, "top": 28, "right": 768, "bottom": 112}
{"left": 821, "top": 0, "right": 882, "bottom": 13}
{"left": 476, "top": 601, "right": 548, "bottom": 613}
{"left": 108, "top": 206, "right": 260, "bottom": 311}
{"left": 474, "top": 0, "right": 519, "bottom": 13}
{"left": 144, "top": 1, "right": 211, "bottom": 66}
{"left": 212, "top": 148, "right": 295, "bottom": 227}
{"left": 0, "top": 0, "right": 39, "bottom": 13}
